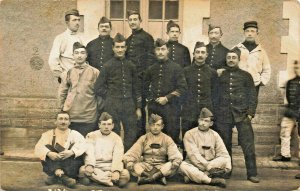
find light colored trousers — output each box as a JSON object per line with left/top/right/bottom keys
{"left": 132, "top": 161, "right": 176, "bottom": 177}
{"left": 280, "top": 117, "right": 299, "bottom": 158}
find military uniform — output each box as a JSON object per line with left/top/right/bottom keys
{"left": 205, "top": 43, "right": 229, "bottom": 70}
{"left": 182, "top": 63, "right": 218, "bottom": 137}
{"left": 94, "top": 57, "right": 141, "bottom": 151}
{"left": 144, "top": 59, "right": 187, "bottom": 145}
{"left": 86, "top": 35, "right": 114, "bottom": 70}
{"left": 214, "top": 66, "right": 258, "bottom": 178}
{"left": 167, "top": 41, "right": 191, "bottom": 68}
{"left": 126, "top": 28, "right": 155, "bottom": 136}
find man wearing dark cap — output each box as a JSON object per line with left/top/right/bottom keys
{"left": 180, "top": 108, "right": 231, "bottom": 188}
{"left": 205, "top": 25, "right": 229, "bottom": 70}
{"left": 59, "top": 42, "right": 100, "bottom": 137}
{"left": 214, "top": 48, "right": 259, "bottom": 183}
{"left": 126, "top": 10, "right": 155, "bottom": 137}
{"left": 49, "top": 9, "right": 83, "bottom": 83}
{"left": 166, "top": 20, "right": 191, "bottom": 68}
{"left": 234, "top": 21, "right": 271, "bottom": 95}
{"left": 86, "top": 17, "right": 114, "bottom": 71}
{"left": 94, "top": 33, "right": 141, "bottom": 152}
{"left": 182, "top": 42, "right": 218, "bottom": 140}
{"left": 123, "top": 113, "right": 182, "bottom": 185}
{"left": 144, "top": 39, "right": 187, "bottom": 146}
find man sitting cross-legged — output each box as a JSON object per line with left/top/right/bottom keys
{"left": 78, "top": 112, "right": 130, "bottom": 187}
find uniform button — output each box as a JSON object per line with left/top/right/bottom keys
{"left": 198, "top": 79, "right": 201, "bottom": 81}
{"left": 230, "top": 82, "right": 233, "bottom": 85}
{"left": 230, "top": 93, "right": 232, "bottom": 95}
{"left": 230, "top": 73, "right": 233, "bottom": 76}
{"left": 230, "top": 87, "right": 232, "bottom": 90}
{"left": 198, "top": 90, "right": 200, "bottom": 93}
{"left": 198, "top": 74, "right": 200, "bottom": 76}
{"left": 197, "top": 100, "right": 200, "bottom": 103}
{"left": 211, "top": 56, "right": 214, "bottom": 58}
{"left": 230, "top": 103, "right": 233, "bottom": 105}
{"left": 198, "top": 84, "right": 200, "bottom": 87}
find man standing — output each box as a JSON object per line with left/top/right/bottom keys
{"left": 59, "top": 42, "right": 99, "bottom": 137}
{"left": 182, "top": 42, "right": 218, "bottom": 138}
{"left": 144, "top": 39, "right": 187, "bottom": 146}
{"left": 94, "top": 33, "right": 141, "bottom": 151}
{"left": 166, "top": 20, "right": 191, "bottom": 68}
{"left": 234, "top": 21, "right": 271, "bottom": 94}
{"left": 205, "top": 25, "right": 229, "bottom": 70}
{"left": 123, "top": 114, "right": 182, "bottom": 185}
{"left": 215, "top": 48, "right": 259, "bottom": 183}
{"left": 78, "top": 112, "right": 130, "bottom": 187}
{"left": 35, "top": 111, "right": 87, "bottom": 188}
{"left": 126, "top": 10, "right": 155, "bottom": 136}
{"left": 180, "top": 108, "right": 231, "bottom": 188}
{"left": 49, "top": 9, "right": 83, "bottom": 83}
{"left": 86, "top": 17, "right": 114, "bottom": 71}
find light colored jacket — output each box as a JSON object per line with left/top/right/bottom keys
{"left": 235, "top": 43, "right": 271, "bottom": 86}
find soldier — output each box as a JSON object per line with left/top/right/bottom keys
{"left": 144, "top": 39, "right": 187, "bottom": 146}
{"left": 214, "top": 47, "right": 259, "bottom": 183}
{"left": 78, "top": 112, "right": 130, "bottom": 187}
{"left": 273, "top": 61, "right": 300, "bottom": 180}
{"left": 123, "top": 114, "right": 183, "bottom": 185}
{"left": 86, "top": 17, "right": 114, "bottom": 71}
{"left": 205, "top": 25, "right": 229, "bottom": 70}
{"left": 49, "top": 9, "right": 83, "bottom": 83}
{"left": 181, "top": 42, "right": 218, "bottom": 139}
{"left": 180, "top": 108, "right": 231, "bottom": 188}
{"left": 126, "top": 10, "right": 155, "bottom": 136}
{"left": 94, "top": 33, "right": 141, "bottom": 151}
{"left": 35, "top": 111, "right": 87, "bottom": 188}
{"left": 59, "top": 42, "right": 99, "bottom": 137}
{"left": 234, "top": 21, "right": 271, "bottom": 95}
{"left": 166, "top": 20, "right": 191, "bottom": 68}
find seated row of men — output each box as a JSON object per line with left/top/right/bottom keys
{"left": 35, "top": 108, "right": 231, "bottom": 188}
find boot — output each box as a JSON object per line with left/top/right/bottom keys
{"left": 208, "top": 168, "right": 226, "bottom": 178}
{"left": 209, "top": 178, "right": 226, "bottom": 188}
{"left": 183, "top": 176, "right": 191, "bottom": 184}
{"left": 151, "top": 171, "right": 163, "bottom": 181}
{"left": 272, "top": 155, "right": 291, "bottom": 161}
{"left": 61, "top": 175, "right": 76, "bottom": 188}
{"left": 247, "top": 176, "right": 260, "bottom": 183}
{"left": 295, "top": 174, "right": 300, "bottom": 179}
{"left": 45, "top": 176, "right": 59, "bottom": 185}
{"left": 137, "top": 176, "right": 153, "bottom": 185}
{"left": 159, "top": 177, "right": 167, "bottom": 185}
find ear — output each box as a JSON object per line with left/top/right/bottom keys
{"left": 210, "top": 121, "right": 214, "bottom": 127}
{"left": 111, "top": 123, "right": 115, "bottom": 130}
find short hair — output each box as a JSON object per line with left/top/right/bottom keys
{"left": 98, "top": 16, "right": 112, "bottom": 29}
{"left": 65, "top": 9, "right": 80, "bottom": 22}
{"left": 98, "top": 112, "right": 113, "bottom": 123}
{"left": 56, "top": 111, "right": 70, "bottom": 119}
{"left": 227, "top": 47, "right": 241, "bottom": 60}
{"left": 113, "top": 33, "right": 126, "bottom": 46}
{"left": 127, "top": 10, "right": 141, "bottom": 20}
{"left": 73, "top": 42, "right": 87, "bottom": 52}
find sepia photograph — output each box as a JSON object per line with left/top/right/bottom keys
{"left": 0, "top": 0, "right": 299, "bottom": 190}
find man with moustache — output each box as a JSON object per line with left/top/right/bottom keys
{"left": 94, "top": 33, "right": 141, "bottom": 151}
{"left": 215, "top": 47, "right": 259, "bottom": 183}
{"left": 166, "top": 20, "right": 191, "bottom": 68}
{"left": 180, "top": 108, "right": 231, "bottom": 188}
{"left": 144, "top": 39, "right": 187, "bottom": 146}
{"left": 205, "top": 25, "right": 229, "bottom": 70}
{"left": 123, "top": 114, "right": 182, "bottom": 185}
{"left": 234, "top": 21, "right": 271, "bottom": 95}
{"left": 35, "top": 111, "right": 87, "bottom": 188}
{"left": 59, "top": 42, "right": 99, "bottom": 137}
{"left": 126, "top": 10, "right": 155, "bottom": 136}
{"left": 86, "top": 17, "right": 114, "bottom": 71}
{"left": 181, "top": 42, "right": 218, "bottom": 140}
{"left": 49, "top": 9, "right": 83, "bottom": 83}
{"left": 78, "top": 112, "right": 130, "bottom": 187}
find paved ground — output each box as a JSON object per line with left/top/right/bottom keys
{"left": 0, "top": 160, "right": 299, "bottom": 191}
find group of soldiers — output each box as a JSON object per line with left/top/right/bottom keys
{"left": 34, "top": 8, "right": 300, "bottom": 189}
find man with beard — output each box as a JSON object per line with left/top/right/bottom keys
{"left": 86, "top": 17, "right": 114, "bottom": 71}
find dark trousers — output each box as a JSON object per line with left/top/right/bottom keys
{"left": 105, "top": 97, "right": 137, "bottom": 151}
{"left": 42, "top": 156, "right": 84, "bottom": 179}
{"left": 137, "top": 94, "right": 147, "bottom": 137}
{"left": 148, "top": 101, "right": 181, "bottom": 145}
{"left": 215, "top": 118, "right": 257, "bottom": 177}
{"left": 69, "top": 122, "right": 98, "bottom": 137}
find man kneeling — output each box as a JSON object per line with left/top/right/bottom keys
{"left": 34, "top": 111, "right": 87, "bottom": 188}
{"left": 78, "top": 112, "right": 130, "bottom": 187}
{"left": 180, "top": 108, "right": 231, "bottom": 188}
{"left": 123, "top": 114, "right": 183, "bottom": 185}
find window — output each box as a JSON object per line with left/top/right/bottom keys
{"left": 149, "top": 0, "right": 179, "bottom": 20}
{"left": 110, "top": 0, "right": 140, "bottom": 19}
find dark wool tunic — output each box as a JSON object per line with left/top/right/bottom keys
{"left": 285, "top": 76, "right": 300, "bottom": 118}
{"left": 205, "top": 43, "right": 229, "bottom": 70}
{"left": 167, "top": 40, "right": 191, "bottom": 68}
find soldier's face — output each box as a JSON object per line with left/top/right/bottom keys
{"left": 66, "top": 15, "right": 80, "bottom": 32}
{"left": 294, "top": 65, "right": 300, "bottom": 76}
{"left": 98, "top": 23, "right": 111, "bottom": 36}
{"left": 167, "top": 27, "right": 180, "bottom": 41}
{"left": 55, "top": 113, "right": 70, "bottom": 130}
{"left": 244, "top": 27, "right": 258, "bottom": 42}
{"left": 155, "top": 45, "right": 169, "bottom": 61}
{"left": 198, "top": 117, "right": 213, "bottom": 131}
{"left": 99, "top": 119, "right": 114, "bottom": 135}
{"left": 73, "top": 48, "right": 88, "bottom": 64}
{"left": 193, "top": 47, "right": 208, "bottom": 64}
{"left": 128, "top": 14, "right": 141, "bottom": 30}
{"left": 208, "top": 28, "right": 222, "bottom": 44}
{"left": 226, "top": 53, "right": 239, "bottom": 67}
{"left": 113, "top": 41, "right": 127, "bottom": 58}
{"left": 149, "top": 120, "right": 164, "bottom": 135}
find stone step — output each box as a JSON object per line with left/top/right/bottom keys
{"left": 232, "top": 145, "right": 276, "bottom": 157}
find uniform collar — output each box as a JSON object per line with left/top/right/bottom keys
{"left": 193, "top": 61, "right": 206, "bottom": 68}
{"left": 132, "top": 28, "right": 143, "bottom": 34}
{"left": 168, "top": 40, "right": 179, "bottom": 44}
{"left": 66, "top": 28, "right": 77, "bottom": 35}
{"left": 74, "top": 62, "right": 88, "bottom": 69}
{"left": 99, "top": 35, "right": 111, "bottom": 40}
{"left": 236, "top": 42, "right": 262, "bottom": 53}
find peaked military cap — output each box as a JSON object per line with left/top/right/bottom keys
{"left": 113, "top": 33, "right": 126, "bottom": 43}
{"left": 194, "top": 41, "right": 206, "bottom": 50}
{"left": 65, "top": 9, "right": 80, "bottom": 17}
{"left": 243, "top": 21, "right": 258, "bottom": 30}
{"left": 98, "top": 16, "right": 112, "bottom": 28}
{"left": 99, "top": 112, "right": 113, "bottom": 122}
{"left": 208, "top": 24, "right": 221, "bottom": 32}
{"left": 199, "top": 108, "right": 214, "bottom": 118}
{"left": 167, "top": 20, "right": 180, "bottom": 32}
{"left": 154, "top": 38, "right": 167, "bottom": 47}
{"left": 228, "top": 47, "right": 241, "bottom": 59}
{"left": 73, "top": 42, "right": 86, "bottom": 52}
{"left": 149, "top": 113, "right": 163, "bottom": 124}
{"left": 127, "top": 10, "right": 140, "bottom": 18}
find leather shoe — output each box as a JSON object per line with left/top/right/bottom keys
{"left": 247, "top": 176, "right": 260, "bottom": 183}
{"left": 272, "top": 155, "right": 291, "bottom": 161}
{"left": 209, "top": 178, "right": 226, "bottom": 188}
{"left": 295, "top": 174, "right": 300, "bottom": 179}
